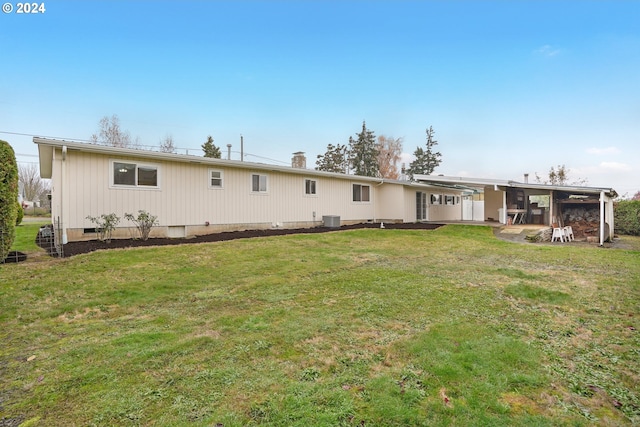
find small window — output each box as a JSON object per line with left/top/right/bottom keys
{"left": 305, "top": 179, "right": 317, "bottom": 195}
{"left": 353, "top": 184, "right": 370, "bottom": 202}
{"left": 445, "top": 195, "right": 455, "bottom": 205}
{"left": 113, "top": 162, "right": 136, "bottom": 186}
{"left": 112, "top": 161, "right": 158, "bottom": 188}
{"left": 137, "top": 166, "right": 157, "bottom": 187}
{"left": 252, "top": 174, "right": 268, "bottom": 192}
{"left": 209, "top": 170, "right": 223, "bottom": 188}
{"left": 430, "top": 194, "right": 441, "bottom": 205}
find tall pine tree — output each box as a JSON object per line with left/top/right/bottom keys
{"left": 315, "top": 143, "right": 348, "bottom": 173}
{"left": 201, "top": 135, "right": 221, "bottom": 158}
{"left": 406, "top": 126, "right": 442, "bottom": 180}
{"left": 348, "top": 121, "right": 379, "bottom": 177}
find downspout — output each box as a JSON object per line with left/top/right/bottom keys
{"left": 549, "top": 190, "right": 554, "bottom": 226}
{"left": 599, "top": 190, "right": 605, "bottom": 246}
{"left": 61, "top": 145, "right": 68, "bottom": 244}
{"left": 374, "top": 179, "right": 384, "bottom": 223}
{"left": 500, "top": 186, "right": 506, "bottom": 224}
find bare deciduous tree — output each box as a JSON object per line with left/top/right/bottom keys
{"left": 90, "top": 115, "right": 135, "bottom": 148}
{"left": 535, "top": 164, "right": 587, "bottom": 186}
{"left": 376, "top": 136, "right": 403, "bottom": 179}
{"left": 159, "top": 134, "right": 176, "bottom": 153}
{"left": 18, "top": 163, "right": 49, "bottom": 203}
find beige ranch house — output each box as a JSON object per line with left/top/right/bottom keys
{"left": 35, "top": 138, "right": 617, "bottom": 246}
{"left": 35, "top": 138, "right": 468, "bottom": 243}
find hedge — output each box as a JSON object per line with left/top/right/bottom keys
{"left": 614, "top": 200, "right": 640, "bottom": 236}
{"left": 16, "top": 200, "right": 24, "bottom": 225}
{"left": 0, "top": 140, "right": 19, "bottom": 260}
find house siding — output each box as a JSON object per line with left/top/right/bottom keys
{"left": 56, "top": 149, "right": 401, "bottom": 241}
{"left": 484, "top": 186, "right": 504, "bottom": 222}
{"left": 375, "top": 184, "right": 406, "bottom": 223}
{"left": 425, "top": 191, "right": 462, "bottom": 221}
{"left": 39, "top": 141, "right": 470, "bottom": 242}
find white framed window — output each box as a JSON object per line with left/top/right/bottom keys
{"left": 251, "top": 174, "right": 268, "bottom": 193}
{"left": 430, "top": 194, "right": 441, "bottom": 205}
{"left": 111, "top": 160, "right": 159, "bottom": 188}
{"left": 445, "top": 195, "right": 455, "bottom": 205}
{"left": 352, "top": 184, "right": 370, "bottom": 202}
{"left": 209, "top": 169, "right": 223, "bottom": 188}
{"left": 305, "top": 179, "right": 317, "bottom": 195}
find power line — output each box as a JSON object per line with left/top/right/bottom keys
{"left": 1, "top": 129, "right": 292, "bottom": 166}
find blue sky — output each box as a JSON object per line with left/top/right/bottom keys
{"left": 1, "top": 1, "right": 638, "bottom": 196}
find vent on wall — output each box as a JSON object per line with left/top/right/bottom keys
{"left": 167, "top": 226, "right": 186, "bottom": 238}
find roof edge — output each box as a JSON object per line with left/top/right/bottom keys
{"left": 33, "top": 137, "right": 419, "bottom": 186}
{"left": 414, "top": 174, "right": 617, "bottom": 197}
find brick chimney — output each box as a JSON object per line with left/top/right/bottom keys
{"left": 292, "top": 152, "right": 306, "bottom": 169}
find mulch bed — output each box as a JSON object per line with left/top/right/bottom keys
{"left": 62, "top": 222, "right": 444, "bottom": 257}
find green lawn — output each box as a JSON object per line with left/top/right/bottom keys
{"left": 1, "top": 225, "right": 638, "bottom": 426}
{"left": 10, "top": 219, "right": 50, "bottom": 253}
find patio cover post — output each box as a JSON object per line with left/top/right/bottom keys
{"left": 599, "top": 191, "right": 605, "bottom": 246}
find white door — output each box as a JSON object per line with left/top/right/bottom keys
{"left": 416, "top": 192, "right": 428, "bottom": 221}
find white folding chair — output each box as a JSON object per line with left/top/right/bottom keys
{"left": 563, "top": 226, "right": 574, "bottom": 242}
{"left": 551, "top": 227, "right": 565, "bottom": 242}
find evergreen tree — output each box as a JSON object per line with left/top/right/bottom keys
{"left": 202, "top": 135, "right": 221, "bottom": 158}
{"left": 0, "top": 139, "right": 19, "bottom": 261}
{"left": 406, "top": 126, "right": 442, "bottom": 180}
{"left": 315, "top": 143, "right": 348, "bottom": 173}
{"left": 348, "top": 121, "right": 379, "bottom": 177}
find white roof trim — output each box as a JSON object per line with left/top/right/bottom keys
{"left": 414, "top": 174, "right": 617, "bottom": 197}
{"left": 34, "top": 137, "right": 456, "bottom": 191}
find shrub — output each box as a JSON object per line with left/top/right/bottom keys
{"left": 0, "top": 140, "right": 19, "bottom": 261}
{"left": 16, "top": 201, "right": 24, "bottom": 225}
{"left": 86, "top": 213, "right": 120, "bottom": 243}
{"left": 124, "top": 210, "right": 158, "bottom": 241}
{"left": 614, "top": 200, "right": 640, "bottom": 236}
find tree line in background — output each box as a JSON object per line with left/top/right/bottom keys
{"left": 87, "top": 115, "right": 639, "bottom": 201}
{"left": 90, "top": 115, "right": 442, "bottom": 179}
{"left": 91, "top": 115, "right": 223, "bottom": 158}
{"left": 315, "top": 121, "right": 442, "bottom": 180}
{"left": 535, "top": 164, "right": 588, "bottom": 186}
{"left": 18, "top": 163, "right": 49, "bottom": 205}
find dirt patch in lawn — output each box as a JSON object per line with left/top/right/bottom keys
{"left": 62, "top": 222, "right": 444, "bottom": 257}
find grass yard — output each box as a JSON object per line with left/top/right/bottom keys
{"left": 1, "top": 225, "right": 639, "bottom": 426}
{"left": 9, "top": 219, "right": 50, "bottom": 254}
